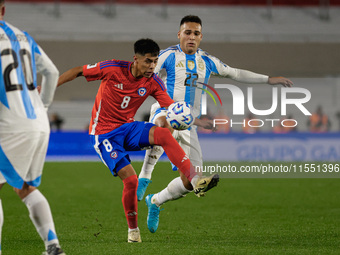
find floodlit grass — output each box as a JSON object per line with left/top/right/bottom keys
{"left": 1, "top": 162, "right": 339, "bottom": 254}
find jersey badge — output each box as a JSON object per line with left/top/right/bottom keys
{"left": 187, "top": 60, "right": 195, "bottom": 70}
{"left": 138, "top": 87, "right": 147, "bottom": 96}
{"left": 110, "top": 150, "right": 118, "bottom": 159}
{"left": 198, "top": 59, "right": 205, "bottom": 71}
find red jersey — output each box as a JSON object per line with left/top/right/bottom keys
{"left": 83, "top": 60, "right": 174, "bottom": 135}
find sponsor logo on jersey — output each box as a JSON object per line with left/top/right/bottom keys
{"left": 176, "top": 61, "right": 185, "bottom": 68}
{"left": 187, "top": 60, "right": 195, "bottom": 70}
{"left": 114, "top": 83, "right": 124, "bottom": 90}
{"left": 138, "top": 87, "right": 147, "bottom": 96}
{"left": 87, "top": 63, "right": 97, "bottom": 69}
{"left": 110, "top": 151, "right": 118, "bottom": 159}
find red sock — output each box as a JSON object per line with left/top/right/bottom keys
{"left": 153, "top": 127, "right": 195, "bottom": 181}
{"left": 122, "top": 175, "right": 138, "bottom": 229}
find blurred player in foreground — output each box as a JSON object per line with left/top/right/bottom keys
{"left": 0, "top": 1, "right": 65, "bottom": 254}
{"left": 138, "top": 15, "right": 293, "bottom": 233}
{"left": 57, "top": 38, "right": 217, "bottom": 243}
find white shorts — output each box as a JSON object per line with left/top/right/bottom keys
{"left": 149, "top": 102, "right": 167, "bottom": 123}
{"left": 150, "top": 103, "right": 203, "bottom": 168}
{"left": 0, "top": 131, "right": 49, "bottom": 189}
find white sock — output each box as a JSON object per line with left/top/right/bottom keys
{"left": 0, "top": 199, "right": 3, "bottom": 254}
{"left": 152, "top": 177, "right": 191, "bottom": 206}
{"left": 128, "top": 227, "right": 139, "bottom": 232}
{"left": 139, "top": 145, "right": 164, "bottom": 179}
{"left": 22, "top": 190, "right": 59, "bottom": 249}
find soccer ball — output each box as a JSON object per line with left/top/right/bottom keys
{"left": 166, "top": 101, "right": 194, "bottom": 130}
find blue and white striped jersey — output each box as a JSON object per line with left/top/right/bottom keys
{"left": 0, "top": 21, "right": 58, "bottom": 133}
{"left": 155, "top": 44, "right": 268, "bottom": 118}
{"left": 155, "top": 44, "right": 230, "bottom": 118}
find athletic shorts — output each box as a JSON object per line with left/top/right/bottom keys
{"left": 149, "top": 102, "right": 203, "bottom": 169}
{"left": 91, "top": 121, "right": 155, "bottom": 176}
{"left": 0, "top": 131, "right": 49, "bottom": 189}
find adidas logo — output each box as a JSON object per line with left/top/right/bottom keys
{"left": 127, "top": 211, "right": 137, "bottom": 217}
{"left": 176, "top": 61, "right": 184, "bottom": 68}
{"left": 114, "top": 83, "right": 123, "bottom": 90}
{"left": 181, "top": 155, "right": 189, "bottom": 163}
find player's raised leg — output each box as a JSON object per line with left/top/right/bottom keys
{"left": 149, "top": 125, "right": 218, "bottom": 193}
{"left": 146, "top": 171, "right": 219, "bottom": 233}
{"left": 146, "top": 126, "right": 219, "bottom": 232}
{"left": 149, "top": 126, "right": 196, "bottom": 181}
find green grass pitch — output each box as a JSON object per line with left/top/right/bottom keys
{"left": 1, "top": 161, "right": 339, "bottom": 255}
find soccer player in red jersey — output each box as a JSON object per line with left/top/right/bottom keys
{"left": 57, "top": 39, "right": 218, "bottom": 242}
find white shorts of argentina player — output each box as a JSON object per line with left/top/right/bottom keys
{"left": 149, "top": 102, "right": 203, "bottom": 169}
{"left": 0, "top": 131, "right": 49, "bottom": 189}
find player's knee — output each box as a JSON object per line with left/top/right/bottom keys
{"left": 14, "top": 184, "right": 36, "bottom": 200}
{"left": 160, "top": 127, "right": 172, "bottom": 138}
{"left": 155, "top": 116, "right": 174, "bottom": 132}
{"left": 154, "top": 116, "right": 167, "bottom": 127}
{"left": 154, "top": 127, "right": 172, "bottom": 145}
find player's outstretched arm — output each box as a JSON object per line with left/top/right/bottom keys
{"left": 57, "top": 66, "right": 83, "bottom": 87}
{"left": 268, "top": 76, "right": 293, "bottom": 87}
{"left": 226, "top": 68, "right": 294, "bottom": 88}
{"left": 213, "top": 59, "right": 294, "bottom": 88}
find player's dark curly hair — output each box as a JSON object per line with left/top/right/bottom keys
{"left": 180, "top": 15, "right": 202, "bottom": 27}
{"left": 134, "top": 38, "right": 160, "bottom": 57}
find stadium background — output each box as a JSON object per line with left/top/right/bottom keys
{"left": 2, "top": 1, "right": 340, "bottom": 254}
{"left": 6, "top": 0, "right": 340, "bottom": 161}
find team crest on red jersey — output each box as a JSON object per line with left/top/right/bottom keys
{"left": 138, "top": 87, "right": 147, "bottom": 96}
{"left": 110, "top": 151, "right": 118, "bottom": 159}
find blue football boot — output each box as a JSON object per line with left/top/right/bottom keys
{"left": 145, "top": 194, "right": 162, "bottom": 233}
{"left": 137, "top": 178, "right": 152, "bottom": 201}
